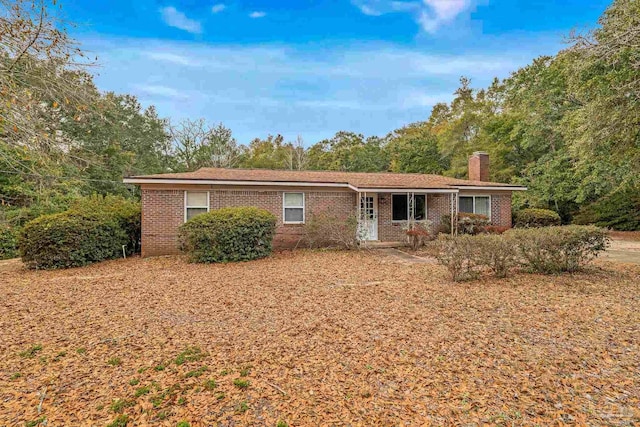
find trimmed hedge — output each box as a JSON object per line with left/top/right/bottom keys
{"left": 434, "top": 225, "right": 609, "bottom": 281}
{"left": 507, "top": 225, "right": 609, "bottom": 273}
{"left": 179, "top": 207, "right": 277, "bottom": 263}
{"left": 514, "top": 208, "right": 561, "bottom": 228}
{"left": 19, "top": 211, "right": 128, "bottom": 269}
{"left": 70, "top": 195, "right": 141, "bottom": 254}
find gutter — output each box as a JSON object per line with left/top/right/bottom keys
{"left": 123, "top": 178, "right": 526, "bottom": 192}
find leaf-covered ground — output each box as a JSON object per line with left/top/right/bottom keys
{"left": 1, "top": 251, "right": 639, "bottom": 426}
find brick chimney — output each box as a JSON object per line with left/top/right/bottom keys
{"left": 469, "top": 151, "right": 489, "bottom": 181}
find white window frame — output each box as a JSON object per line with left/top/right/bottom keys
{"left": 184, "top": 190, "right": 210, "bottom": 222}
{"left": 391, "top": 193, "right": 428, "bottom": 223}
{"left": 458, "top": 195, "right": 492, "bottom": 220}
{"left": 283, "top": 192, "right": 305, "bottom": 224}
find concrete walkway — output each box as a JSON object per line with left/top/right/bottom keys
{"left": 376, "top": 248, "right": 437, "bottom": 264}
{"left": 601, "top": 239, "right": 640, "bottom": 265}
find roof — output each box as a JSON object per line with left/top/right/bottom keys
{"left": 123, "top": 168, "right": 526, "bottom": 191}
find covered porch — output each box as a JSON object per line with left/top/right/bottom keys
{"left": 355, "top": 190, "right": 458, "bottom": 242}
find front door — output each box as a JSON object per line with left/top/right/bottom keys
{"left": 359, "top": 194, "right": 378, "bottom": 241}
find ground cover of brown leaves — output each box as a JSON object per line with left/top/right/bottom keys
{"left": 1, "top": 250, "right": 639, "bottom": 426}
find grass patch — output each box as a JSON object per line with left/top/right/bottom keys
{"left": 176, "top": 422, "right": 190, "bottom": 427}
{"left": 177, "top": 396, "right": 187, "bottom": 405}
{"left": 106, "top": 414, "right": 129, "bottom": 427}
{"left": 215, "top": 391, "right": 225, "bottom": 400}
{"left": 110, "top": 399, "right": 134, "bottom": 413}
{"left": 203, "top": 379, "right": 217, "bottom": 390}
{"left": 239, "top": 365, "right": 251, "bottom": 376}
{"left": 10, "top": 372, "right": 22, "bottom": 380}
{"left": 129, "top": 378, "right": 139, "bottom": 386}
{"left": 134, "top": 386, "right": 150, "bottom": 397}
{"left": 235, "top": 401, "right": 249, "bottom": 414}
{"left": 108, "top": 357, "right": 122, "bottom": 366}
{"left": 25, "top": 418, "right": 46, "bottom": 427}
{"left": 154, "top": 364, "right": 165, "bottom": 371}
{"left": 174, "top": 347, "right": 205, "bottom": 365}
{"left": 233, "top": 378, "right": 250, "bottom": 389}
{"left": 76, "top": 347, "right": 87, "bottom": 355}
{"left": 19, "top": 344, "right": 42, "bottom": 358}
{"left": 277, "top": 421, "right": 289, "bottom": 427}
{"left": 185, "top": 366, "right": 208, "bottom": 378}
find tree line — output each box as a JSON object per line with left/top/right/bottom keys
{"left": 1, "top": 0, "right": 638, "bottom": 229}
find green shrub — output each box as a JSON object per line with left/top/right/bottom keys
{"left": 179, "top": 207, "right": 276, "bottom": 263}
{"left": 439, "top": 213, "right": 490, "bottom": 235}
{"left": 303, "top": 212, "right": 359, "bottom": 249}
{"left": 0, "top": 225, "right": 19, "bottom": 259}
{"left": 514, "top": 208, "right": 561, "bottom": 228}
{"left": 19, "top": 211, "right": 127, "bottom": 269}
{"left": 434, "top": 225, "right": 608, "bottom": 281}
{"left": 506, "top": 225, "right": 609, "bottom": 273}
{"left": 473, "top": 234, "right": 519, "bottom": 278}
{"left": 71, "top": 195, "right": 141, "bottom": 254}
{"left": 434, "top": 235, "right": 480, "bottom": 281}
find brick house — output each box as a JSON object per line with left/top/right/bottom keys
{"left": 124, "top": 152, "right": 526, "bottom": 257}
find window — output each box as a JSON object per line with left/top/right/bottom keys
{"left": 185, "top": 191, "right": 209, "bottom": 221}
{"left": 392, "top": 194, "right": 426, "bottom": 221}
{"left": 459, "top": 195, "right": 491, "bottom": 218}
{"left": 283, "top": 192, "right": 304, "bottom": 224}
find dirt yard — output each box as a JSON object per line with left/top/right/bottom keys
{"left": 1, "top": 251, "right": 639, "bottom": 426}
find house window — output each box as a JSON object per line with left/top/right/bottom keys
{"left": 185, "top": 191, "right": 209, "bottom": 221}
{"left": 392, "top": 194, "right": 426, "bottom": 221}
{"left": 283, "top": 192, "right": 305, "bottom": 224}
{"left": 459, "top": 195, "right": 491, "bottom": 218}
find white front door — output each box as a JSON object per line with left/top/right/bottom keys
{"left": 359, "top": 194, "right": 378, "bottom": 241}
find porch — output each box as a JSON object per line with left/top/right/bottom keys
{"left": 355, "top": 190, "right": 457, "bottom": 243}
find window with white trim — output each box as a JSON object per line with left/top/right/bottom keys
{"left": 392, "top": 194, "right": 426, "bottom": 221}
{"left": 185, "top": 191, "right": 209, "bottom": 221}
{"left": 459, "top": 195, "right": 490, "bottom": 218}
{"left": 283, "top": 192, "right": 304, "bottom": 224}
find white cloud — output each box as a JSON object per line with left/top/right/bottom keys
{"left": 211, "top": 3, "right": 226, "bottom": 13}
{"left": 159, "top": 6, "right": 202, "bottom": 34}
{"left": 86, "top": 36, "right": 549, "bottom": 143}
{"left": 356, "top": 4, "right": 382, "bottom": 16}
{"left": 352, "top": 0, "right": 472, "bottom": 33}
{"left": 134, "top": 84, "right": 187, "bottom": 99}
{"left": 249, "top": 11, "right": 266, "bottom": 18}
{"left": 145, "top": 52, "right": 200, "bottom": 66}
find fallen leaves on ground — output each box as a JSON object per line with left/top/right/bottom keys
{"left": 1, "top": 250, "right": 639, "bottom": 426}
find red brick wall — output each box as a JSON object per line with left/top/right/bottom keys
{"left": 140, "top": 187, "right": 513, "bottom": 256}
{"left": 490, "top": 193, "right": 512, "bottom": 227}
{"left": 141, "top": 190, "right": 184, "bottom": 257}
{"left": 141, "top": 188, "right": 355, "bottom": 256}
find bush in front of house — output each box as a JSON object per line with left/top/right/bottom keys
{"left": 434, "top": 225, "right": 608, "bottom": 281}
{"left": 439, "top": 213, "right": 491, "bottom": 235}
{"left": 506, "top": 225, "right": 609, "bottom": 274}
{"left": 404, "top": 221, "right": 434, "bottom": 250}
{"left": 0, "top": 225, "right": 19, "bottom": 260}
{"left": 19, "top": 211, "right": 128, "bottom": 269}
{"left": 179, "top": 207, "right": 277, "bottom": 263}
{"left": 70, "top": 195, "right": 141, "bottom": 254}
{"left": 303, "top": 212, "right": 359, "bottom": 249}
{"left": 514, "top": 208, "right": 561, "bottom": 228}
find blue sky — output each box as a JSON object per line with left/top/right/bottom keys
{"left": 65, "top": 0, "right": 611, "bottom": 145}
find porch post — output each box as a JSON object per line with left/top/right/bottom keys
{"left": 451, "top": 192, "right": 456, "bottom": 236}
